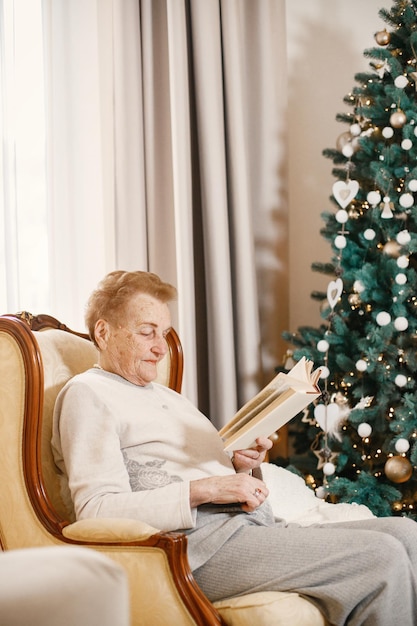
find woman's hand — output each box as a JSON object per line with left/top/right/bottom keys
{"left": 190, "top": 473, "right": 269, "bottom": 512}
{"left": 232, "top": 437, "right": 273, "bottom": 474}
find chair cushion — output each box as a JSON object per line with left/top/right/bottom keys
{"left": 214, "top": 591, "right": 326, "bottom": 626}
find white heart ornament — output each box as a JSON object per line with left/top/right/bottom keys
{"left": 327, "top": 278, "right": 343, "bottom": 309}
{"left": 332, "top": 180, "right": 359, "bottom": 209}
{"left": 314, "top": 403, "right": 342, "bottom": 439}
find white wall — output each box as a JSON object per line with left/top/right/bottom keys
{"left": 286, "top": 0, "right": 385, "bottom": 333}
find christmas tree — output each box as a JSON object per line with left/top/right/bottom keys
{"left": 283, "top": 0, "right": 417, "bottom": 519}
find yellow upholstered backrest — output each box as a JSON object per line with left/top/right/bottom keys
{"left": 35, "top": 327, "right": 176, "bottom": 521}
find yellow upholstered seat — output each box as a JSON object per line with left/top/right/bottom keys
{"left": 0, "top": 312, "right": 326, "bottom": 626}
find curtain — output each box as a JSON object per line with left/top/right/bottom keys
{"left": 40, "top": 0, "right": 286, "bottom": 427}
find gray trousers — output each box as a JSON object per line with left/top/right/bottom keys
{"left": 193, "top": 516, "right": 417, "bottom": 626}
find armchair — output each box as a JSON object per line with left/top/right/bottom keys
{"left": 0, "top": 312, "right": 326, "bottom": 626}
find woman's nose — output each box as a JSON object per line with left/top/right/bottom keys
{"left": 153, "top": 336, "right": 168, "bottom": 355}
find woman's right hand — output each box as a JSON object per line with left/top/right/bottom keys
{"left": 189, "top": 473, "right": 268, "bottom": 512}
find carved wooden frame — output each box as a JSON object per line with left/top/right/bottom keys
{"left": 0, "top": 312, "right": 224, "bottom": 626}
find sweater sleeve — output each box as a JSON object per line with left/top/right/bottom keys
{"left": 52, "top": 381, "right": 196, "bottom": 531}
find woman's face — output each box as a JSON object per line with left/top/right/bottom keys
{"left": 95, "top": 293, "right": 172, "bottom": 386}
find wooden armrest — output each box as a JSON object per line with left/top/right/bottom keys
{"left": 62, "top": 518, "right": 161, "bottom": 542}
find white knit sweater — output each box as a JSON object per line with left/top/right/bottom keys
{"left": 52, "top": 368, "right": 236, "bottom": 531}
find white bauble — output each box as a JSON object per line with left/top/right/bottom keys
{"left": 350, "top": 123, "right": 361, "bottom": 136}
{"left": 394, "top": 316, "right": 409, "bottom": 331}
{"left": 334, "top": 235, "right": 347, "bottom": 249}
{"left": 335, "top": 209, "right": 349, "bottom": 223}
{"left": 396, "top": 230, "right": 411, "bottom": 245}
{"left": 395, "top": 273, "right": 407, "bottom": 285}
{"left": 397, "top": 255, "right": 409, "bottom": 268}
{"left": 353, "top": 279, "right": 365, "bottom": 293}
{"left": 315, "top": 486, "right": 327, "bottom": 499}
{"left": 358, "top": 422, "right": 372, "bottom": 438}
{"left": 395, "top": 438, "right": 410, "bottom": 453}
{"left": 401, "top": 139, "right": 413, "bottom": 151}
{"left": 364, "top": 228, "right": 376, "bottom": 240}
{"left": 395, "top": 374, "right": 407, "bottom": 387}
{"left": 317, "top": 339, "right": 329, "bottom": 352}
{"left": 356, "top": 359, "right": 368, "bottom": 372}
{"left": 319, "top": 366, "right": 330, "bottom": 379}
{"left": 323, "top": 462, "right": 336, "bottom": 476}
{"left": 394, "top": 75, "right": 409, "bottom": 88}
{"left": 382, "top": 126, "right": 394, "bottom": 138}
{"left": 367, "top": 190, "right": 381, "bottom": 206}
{"left": 376, "top": 311, "right": 391, "bottom": 326}
{"left": 408, "top": 179, "right": 417, "bottom": 192}
{"left": 399, "top": 192, "right": 414, "bottom": 208}
{"left": 342, "top": 144, "right": 354, "bottom": 158}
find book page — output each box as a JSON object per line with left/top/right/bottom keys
{"left": 219, "top": 357, "right": 320, "bottom": 440}
{"left": 219, "top": 357, "right": 321, "bottom": 451}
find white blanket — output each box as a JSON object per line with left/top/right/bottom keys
{"left": 261, "top": 463, "right": 375, "bottom": 525}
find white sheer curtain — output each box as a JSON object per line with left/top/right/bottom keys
{"left": 4, "top": 0, "right": 286, "bottom": 426}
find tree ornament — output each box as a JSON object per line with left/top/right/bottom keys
{"left": 314, "top": 403, "right": 344, "bottom": 441}
{"left": 395, "top": 374, "right": 407, "bottom": 387}
{"left": 356, "top": 359, "right": 368, "bottom": 372}
{"left": 390, "top": 110, "right": 407, "bottom": 128}
{"left": 353, "top": 279, "right": 365, "bottom": 292}
{"left": 315, "top": 486, "right": 326, "bottom": 499}
{"left": 317, "top": 339, "right": 329, "bottom": 352}
{"left": 332, "top": 180, "right": 359, "bottom": 209}
{"left": 323, "top": 462, "right": 336, "bottom": 476}
{"left": 342, "top": 144, "right": 354, "bottom": 158}
{"left": 381, "top": 196, "right": 394, "bottom": 218}
{"left": 394, "top": 75, "right": 409, "bottom": 89}
{"left": 395, "top": 273, "right": 407, "bottom": 285}
{"left": 336, "top": 131, "right": 353, "bottom": 151}
{"left": 402, "top": 138, "right": 413, "bottom": 150}
{"left": 394, "top": 316, "right": 409, "bottom": 331}
{"left": 348, "top": 293, "right": 360, "bottom": 306}
{"left": 374, "top": 59, "right": 390, "bottom": 78}
{"left": 335, "top": 234, "right": 346, "bottom": 249}
{"left": 327, "top": 278, "right": 343, "bottom": 309}
{"left": 358, "top": 422, "right": 372, "bottom": 438}
{"left": 319, "top": 366, "right": 330, "bottom": 379}
{"left": 383, "top": 240, "right": 401, "bottom": 256}
{"left": 350, "top": 123, "right": 361, "bottom": 136}
{"left": 396, "top": 230, "right": 411, "bottom": 245}
{"left": 395, "top": 438, "right": 410, "bottom": 453}
{"left": 384, "top": 456, "right": 413, "bottom": 483}
{"left": 376, "top": 311, "right": 391, "bottom": 326}
{"left": 382, "top": 126, "right": 394, "bottom": 139}
{"left": 397, "top": 255, "right": 409, "bottom": 268}
{"left": 367, "top": 190, "right": 381, "bottom": 206}
{"left": 399, "top": 192, "right": 414, "bottom": 208}
{"left": 364, "top": 228, "right": 376, "bottom": 241}
{"left": 392, "top": 501, "right": 403, "bottom": 512}
{"left": 335, "top": 209, "right": 349, "bottom": 223}
{"left": 408, "top": 179, "right": 417, "bottom": 191}
{"left": 374, "top": 29, "right": 391, "bottom": 46}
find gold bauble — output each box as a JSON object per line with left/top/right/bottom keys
{"left": 384, "top": 456, "right": 413, "bottom": 483}
{"left": 390, "top": 110, "right": 407, "bottom": 128}
{"left": 305, "top": 474, "right": 316, "bottom": 488}
{"left": 383, "top": 240, "right": 401, "bottom": 257}
{"left": 375, "top": 29, "right": 391, "bottom": 46}
{"left": 348, "top": 293, "right": 360, "bottom": 306}
{"left": 336, "top": 131, "right": 353, "bottom": 152}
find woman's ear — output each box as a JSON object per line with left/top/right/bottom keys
{"left": 94, "top": 319, "right": 110, "bottom": 349}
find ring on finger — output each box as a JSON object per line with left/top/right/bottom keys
{"left": 254, "top": 488, "right": 261, "bottom": 498}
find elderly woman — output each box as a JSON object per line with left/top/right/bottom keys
{"left": 52, "top": 270, "right": 417, "bottom": 626}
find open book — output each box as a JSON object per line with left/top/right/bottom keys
{"left": 219, "top": 357, "right": 322, "bottom": 452}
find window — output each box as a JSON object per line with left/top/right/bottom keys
{"left": 0, "top": 0, "right": 49, "bottom": 314}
